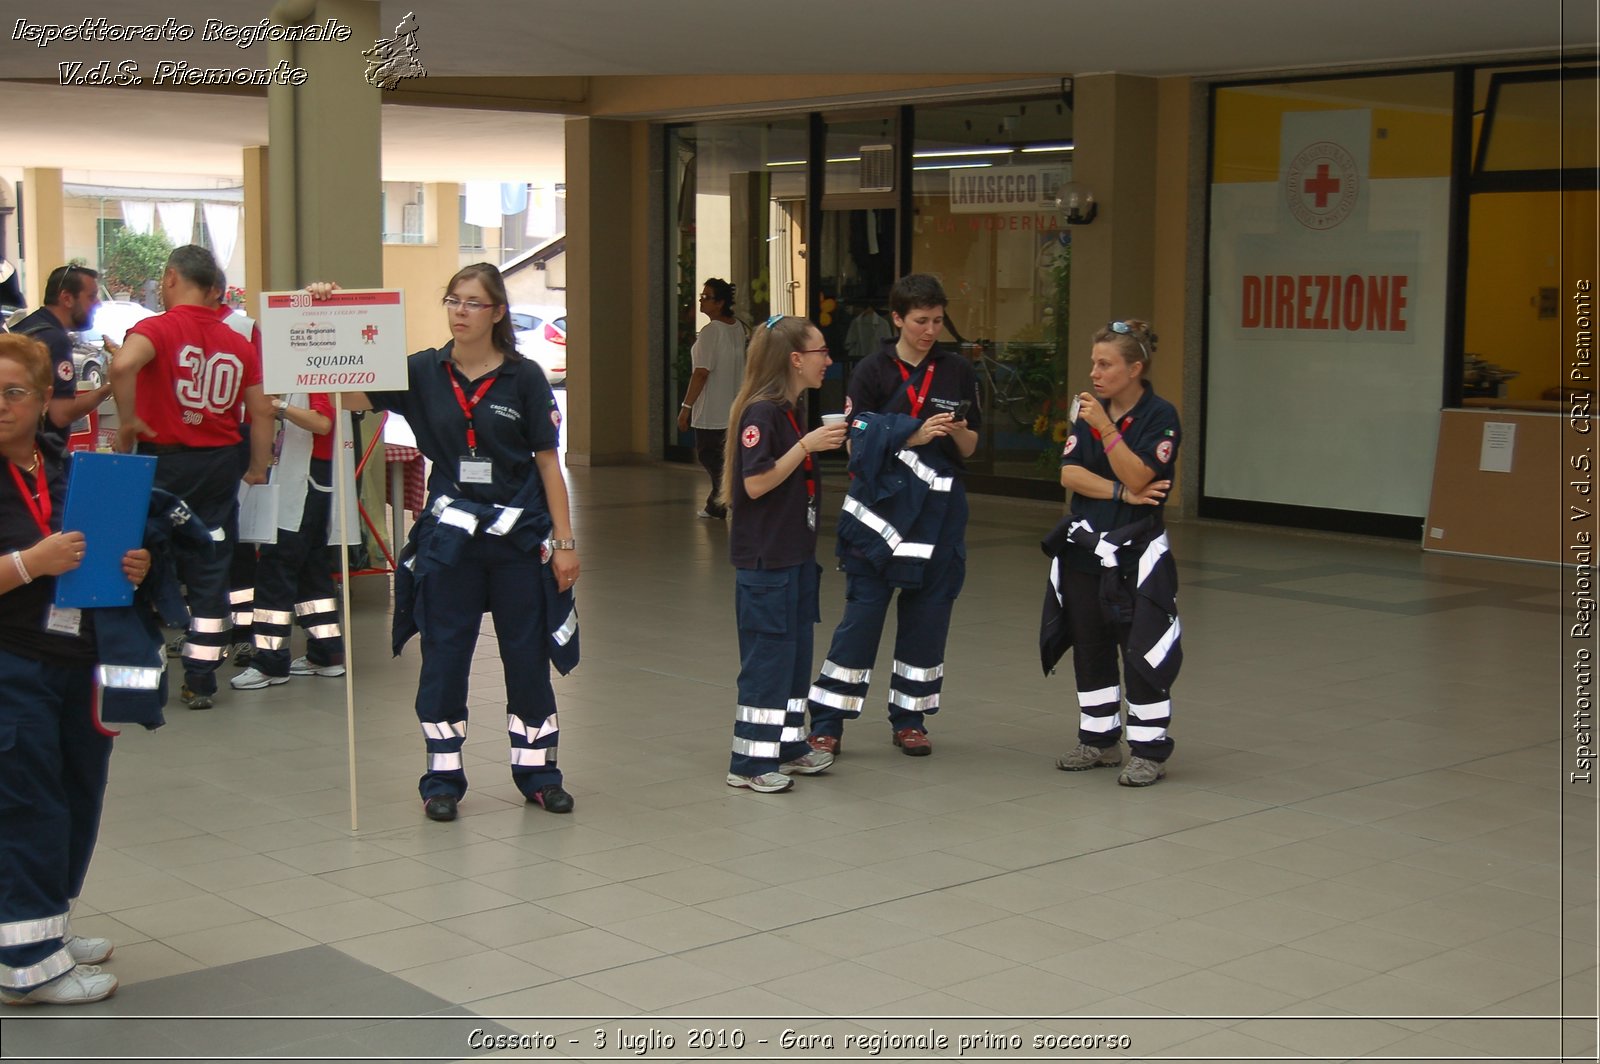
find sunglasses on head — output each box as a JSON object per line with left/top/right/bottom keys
{"left": 1106, "top": 320, "right": 1150, "bottom": 361}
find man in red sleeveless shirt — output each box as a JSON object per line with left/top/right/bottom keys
{"left": 109, "top": 245, "right": 275, "bottom": 709}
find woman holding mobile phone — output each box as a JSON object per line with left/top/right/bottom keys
{"left": 805, "top": 274, "right": 981, "bottom": 759}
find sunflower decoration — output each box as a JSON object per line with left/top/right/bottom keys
{"left": 819, "top": 296, "right": 837, "bottom": 327}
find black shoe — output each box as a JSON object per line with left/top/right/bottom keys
{"left": 528, "top": 784, "right": 574, "bottom": 813}
{"left": 422, "top": 795, "right": 458, "bottom": 822}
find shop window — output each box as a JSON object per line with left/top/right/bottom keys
{"left": 910, "top": 98, "right": 1076, "bottom": 480}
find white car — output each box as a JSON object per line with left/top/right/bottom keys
{"left": 73, "top": 299, "right": 158, "bottom": 387}
{"left": 510, "top": 304, "right": 567, "bottom": 385}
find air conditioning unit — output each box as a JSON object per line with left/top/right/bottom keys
{"left": 859, "top": 144, "right": 895, "bottom": 193}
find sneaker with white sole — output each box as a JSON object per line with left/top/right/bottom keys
{"left": 1, "top": 965, "right": 117, "bottom": 1006}
{"left": 1055, "top": 742, "right": 1122, "bottom": 771}
{"left": 66, "top": 935, "right": 113, "bottom": 965}
{"left": 726, "top": 771, "right": 793, "bottom": 793}
{"left": 290, "top": 656, "right": 345, "bottom": 677}
{"left": 1118, "top": 755, "right": 1166, "bottom": 787}
{"left": 779, "top": 749, "right": 834, "bottom": 775}
{"left": 230, "top": 667, "right": 288, "bottom": 691}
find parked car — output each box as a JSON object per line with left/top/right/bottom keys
{"left": 72, "top": 299, "right": 157, "bottom": 389}
{"left": 509, "top": 304, "right": 567, "bottom": 385}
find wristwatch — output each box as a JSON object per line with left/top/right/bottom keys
{"left": 272, "top": 399, "right": 289, "bottom": 411}
{"left": 548, "top": 538, "right": 576, "bottom": 551}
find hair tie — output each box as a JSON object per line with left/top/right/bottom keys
{"left": 765, "top": 314, "right": 784, "bottom": 328}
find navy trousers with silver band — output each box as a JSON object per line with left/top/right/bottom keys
{"left": 730, "top": 562, "right": 819, "bottom": 777}
{"left": 808, "top": 485, "right": 967, "bottom": 739}
{"left": 0, "top": 649, "right": 110, "bottom": 991}
{"left": 1062, "top": 567, "right": 1175, "bottom": 762}
{"left": 414, "top": 533, "right": 560, "bottom": 801}
{"left": 251, "top": 462, "right": 342, "bottom": 678}
{"left": 144, "top": 445, "right": 239, "bottom": 697}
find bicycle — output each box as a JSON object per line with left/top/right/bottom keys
{"left": 962, "top": 341, "right": 1050, "bottom": 425}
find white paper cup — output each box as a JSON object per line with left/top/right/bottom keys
{"left": 820, "top": 413, "right": 848, "bottom": 426}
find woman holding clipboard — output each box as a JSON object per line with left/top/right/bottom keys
{"left": 0, "top": 334, "right": 150, "bottom": 1005}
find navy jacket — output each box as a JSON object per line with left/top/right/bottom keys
{"left": 96, "top": 489, "right": 218, "bottom": 730}
{"left": 392, "top": 472, "right": 578, "bottom": 676}
{"left": 1039, "top": 512, "right": 1182, "bottom": 691}
{"left": 836, "top": 411, "right": 961, "bottom": 588}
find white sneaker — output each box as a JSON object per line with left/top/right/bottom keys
{"left": 1, "top": 965, "right": 118, "bottom": 1006}
{"left": 67, "top": 935, "right": 112, "bottom": 965}
{"left": 780, "top": 749, "right": 834, "bottom": 775}
{"left": 290, "top": 656, "right": 345, "bottom": 677}
{"left": 230, "top": 667, "right": 288, "bottom": 690}
{"left": 726, "top": 772, "right": 793, "bottom": 793}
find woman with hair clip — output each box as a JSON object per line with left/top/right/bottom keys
{"left": 677, "top": 278, "right": 747, "bottom": 520}
{"left": 0, "top": 334, "right": 151, "bottom": 1005}
{"left": 721, "top": 315, "right": 848, "bottom": 792}
{"left": 1051, "top": 319, "right": 1181, "bottom": 787}
{"left": 310, "top": 264, "right": 579, "bottom": 822}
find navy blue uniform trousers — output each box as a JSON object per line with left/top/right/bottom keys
{"left": 809, "top": 485, "right": 968, "bottom": 738}
{"left": 731, "top": 562, "right": 819, "bottom": 777}
{"left": 415, "top": 534, "right": 560, "bottom": 801}
{"left": 1061, "top": 567, "right": 1175, "bottom": 762}
{"left": 0, "top": 649, "right": 110, "bottom": 991}
{"left": 252, "top": 464, "right": 341, "bottom": 678}
{"left": 145, "top": 445, "right": 238, "bottom": 697}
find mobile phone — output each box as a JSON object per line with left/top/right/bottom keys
{"left": 953, "top": 400, "right": 971, "bottom": 421}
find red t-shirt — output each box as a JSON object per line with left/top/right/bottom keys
{"left": 308, "top": 393, "right": 336, "bottom": 461}
{"left": 127, "top": 304, "right": 263, "bottom": 447}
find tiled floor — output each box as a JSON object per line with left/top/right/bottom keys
{"left": 2, "top": 461, "right": 1593, "bottom": 1063}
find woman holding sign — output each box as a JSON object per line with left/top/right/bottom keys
{"left": 312, "top": 264, "right": 578, "bottom": 823}
{"left": 0, "top": 334, "right": 151, "bottom": 1005}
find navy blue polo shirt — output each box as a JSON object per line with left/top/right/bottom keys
{"left": 11, "top": 308, "right": 78, "bottom": 443}
{"left": 730, "top": 399, "right": 817, "bottom": 570}
{"left": 846, "top": 341, "right": 981, "bottom": 470}
{"left": 1061, "top": 381, "right": 1181, "bottom": 561}
{"left": 368, "top": 345, "right": 560, "bottom": 507}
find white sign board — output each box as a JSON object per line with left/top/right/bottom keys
{"left": 948, "top": 165, "right": 1068, "bottom": 214}
{"left": 259, "top": 289, "right": 407, "bottom": 394}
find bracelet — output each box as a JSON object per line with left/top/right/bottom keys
{"left": 1113, "top": 482, "right": 1124, "bottom": 503}
{"left": 10, "top": 550, "right": 31, "bottom": 585}
{"left": 1104, "top": 432, "right": 1122, "bottom": 453}
{"left": 273, "top": 399, "right": 289, "bottom": 411}
{"left": 548, "top": 538, "right": 576, "bottom": 551}
{"left": 680, "top": 402, "right": 693, "bottom": 410}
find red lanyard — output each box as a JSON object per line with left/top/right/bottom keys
{"left": 8, "top": 453, "right": 50, "bottom": 536}
{"left": 895, "top": 359, "right": 936, "bottom": 417}
{"left": 445, "top": 364, "right": 497, "bottom": 454}
{"left": 782, "top": 409, "right": 816, "bottom": 500}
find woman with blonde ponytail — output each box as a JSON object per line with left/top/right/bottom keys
{"left": 720, "top": 315, "right": 848, "bottom": 792}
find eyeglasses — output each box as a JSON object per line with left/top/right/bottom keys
{"left": 0, "top": 386, "right": 39, "bottom": 403}
{"left": 442, "top": 297, "right": 497, "bottom": 313}
{"left": 1106, "top": 320, "right": 1150, "bottom": 361}
{"left": 798, "top": 346, "right": 829, "bottom": 356}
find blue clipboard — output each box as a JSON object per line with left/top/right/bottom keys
{"left": 54, "top": 452, "right": 156, "bottom": 609}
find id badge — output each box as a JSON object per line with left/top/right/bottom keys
{"left": 807, "top": 499, "right": 818, "bottom": 532}
{"left": 46, "top": 605, "right": 82, "bottom": 637}
{"left": 458, "top": 456, "right": 494, "bottom": 484}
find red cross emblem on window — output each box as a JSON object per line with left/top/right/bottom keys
{"left": 1303, "top": 163, "right": 1340, "bottom": 208}
{"left": 741, "top": 425, "right": 761, "bottom": 448}
{"left": 361, "top": 324, "right": 379, "bottom": 344}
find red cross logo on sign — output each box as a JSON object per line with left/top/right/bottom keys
{"left": 1286, "top": 140, "right": 1359, "bottom": 231}
{"left": 361, "top": 324, "right": 379, "bottom": 344}
{"left": 742, "top": 425, "right": 761, "bottom": 448}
